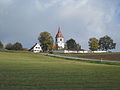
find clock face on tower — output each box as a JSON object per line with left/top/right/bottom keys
{"left": 60, "top": 39, "right": 62, "bottom": 41}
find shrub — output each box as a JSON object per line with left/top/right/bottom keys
{"left": 5, "top": 43, "right": 13, "bottom": 50}
{"left": 12, "top": 42, "right": 23, "bottom": 50}
{"left": 5, "top": 42, "right": 23, "bottom": 50}
{"left": 0, "top": 41, "right": 3, "bottom": 49}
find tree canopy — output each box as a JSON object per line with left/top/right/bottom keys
{"left": 12, "top": 42, "right": 23, "bottom": 50}
{"left": 66, "top": 38, "right": 81, "bottom": 51}
{"left": 0, "top": 41, "right": 3, "bottom": 49}
{"left": 38, "top": 32, "right": 54, "bottom": 52}
{"left": 88, "top": 38, "right": 99, "bottom": 51}
{"left": 5, "top": 43, "right": 13, "bottom": 50}
{"left": 99, "top": 35, "right": 116, "bottom": 51}
{"left": 5, "top": 42, "right": 23, "bottom": 50}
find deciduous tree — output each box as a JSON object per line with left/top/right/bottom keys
{"left": 99, "top": 35, "right": 116, "bottom": 51}
{"left": 12, "top": 42, "right": 23, "bottom": 50}
{"left": 66, "top": 38, "right": 81, "bottom": 51}
{"left": 0, "top": 41, "right": 3, "bottom": 49}
{"left": 5, "top": 42, "right": 23, "bottom": 50}
{"left": 88, "top": 38, "right": 99, "bottom": 51}
{"left": 5, "top": 43, "right": 13, "bottom": 50}
{"left": 38, "top": 32, "right": 54, "bottom": 52}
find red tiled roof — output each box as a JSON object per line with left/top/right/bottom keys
{"left": 56, "top": 27, "right": 64, "bottom": 38}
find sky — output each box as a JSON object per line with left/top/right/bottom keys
{"left": 0, "top": 0, "right": 120, "bottom": 51}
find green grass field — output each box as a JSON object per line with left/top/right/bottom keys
{"left": 0, "top": 51, "right": 120, "bottom": 90}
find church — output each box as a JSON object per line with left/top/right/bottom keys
{"left": 30, "top": 27, "right": 65, "bottom": 53}
{"left": 55, "top": 27, "right": 65, "bottom": 50}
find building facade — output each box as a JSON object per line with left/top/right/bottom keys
{"left": 29, "top": 43, "right": 42, "bottom": 53}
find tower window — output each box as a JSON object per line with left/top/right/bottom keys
{"left": 60, "top": 39, "right": 62, "bottom": 41}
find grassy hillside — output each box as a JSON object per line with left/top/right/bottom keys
{"left": 0, "top": 51, "right": 120, "bottom": 90}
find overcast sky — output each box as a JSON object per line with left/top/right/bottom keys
{"left": 0, "top": 0, "right": 120, "bottom": 51}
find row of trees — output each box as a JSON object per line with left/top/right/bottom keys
{"left": 89, "top": 35, "right": 116, "bottom": 51}
{"left": 1, "top": 32, "right": 116, "bottom": 52}
{"left": 38, "top": 32, "right": 116, "bottom": 52}
{"left": 0, "top": 41, "right": 23, "bottom": 50}
{"left": 38, "top": 32, "right": 81, "bottom": 52}
{"left": 5, "top": 42, "right": 23, "bottom": 50}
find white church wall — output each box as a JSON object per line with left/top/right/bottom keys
{"left": 53, "top": 50, "right": 107, "bottom": 54}
{"left": 92, "top": 51, "right": 107, "bottom": 53}
{"left": 56, "top": 37, "right": 65, "bottom": 49}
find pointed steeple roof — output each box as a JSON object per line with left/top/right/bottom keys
{"left": 56, "top": 27, "right": 64, "bottom": 38}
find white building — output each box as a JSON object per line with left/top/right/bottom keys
{"left": 29, "top": 43, "right": 42, "bottom": 53}
{"left": 55, "top": 27, "right": 65, "bottom": 50}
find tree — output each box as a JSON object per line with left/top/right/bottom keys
{"left": 66, "top": 38, "right": 81, "bottom": 50}
{"left": 88, "top": 38, "right": 99, "bottom": 51}
{"left": 0, "top": 41, "right": 3, "bottom": 49}
{"left": 52, "top": 44, "right": 57, "bottom": 50}
{"left": 76, "top": 44, "right": 81, "bottom": 51}
{"left": 12, "top": 42, "right": 23, "bottom": 50}
{"left": 38, "top": 32, "right": 54, "bottom": 52}
{"left": 5, "top": 42, "right": 23, "bottom": 50}
{"left": 5, "top": 43, "right": 13, "bottom": 50}
{"left": 64, "top": 44, "right": 68, "bottom": 50}
{"left": 99, "top": 35, "right": 116, "bottom": 51}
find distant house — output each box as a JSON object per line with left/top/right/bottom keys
{"left": 29, "top": 43, "right": 42, "bottom": 53}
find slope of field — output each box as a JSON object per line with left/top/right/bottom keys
{"left": 0, "top": 51, "right": 120, "bottom": 90}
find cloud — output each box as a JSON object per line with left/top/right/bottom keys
{"left": 0, "top": 0, "right": 13, "bottom": 4}
{"left": 57, "top": 0, "right": 120, "bottom": 35}
{"left": 35, "top": 0, "right": 61, "bottom": 11}
{"left": 52, "top": 0, "right": 120, "bottom": 51}
{"left": 0, "top": 0, "right": 14, "bottom": 15}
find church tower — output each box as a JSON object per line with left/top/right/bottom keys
{"left": 55, "top": 27, "right": 65, "bottom": 50}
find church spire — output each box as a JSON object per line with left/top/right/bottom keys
{"left": 56, "top": 27, "right": 64, "bottom": 38}
{"left": 55, "top": 27, "right": 65, "bottom": 50}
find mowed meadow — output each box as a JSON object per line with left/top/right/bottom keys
{"left": 0, "top": 51, "right": 120, "bottom": 90}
